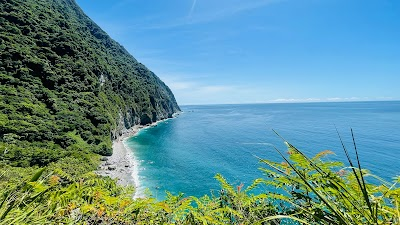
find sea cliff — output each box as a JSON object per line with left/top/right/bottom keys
{"left": 0, "top": 0, "right": 180, "bottom": 160}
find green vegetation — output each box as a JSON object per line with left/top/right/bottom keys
{"left": 1, "top": 134, "right": 399, "bottom": 224}
{"left": 0, "top": 0, "right": 180, "bottom": 160}
{"left": 1, "top": 0, "right": 399, "bottom": 224}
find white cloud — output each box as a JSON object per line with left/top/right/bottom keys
{"left": 141, "top": 0, "right": 283, "bottom": 30}
{"left": 198, "top": 85, "right": 233, "bottom": 93}
{"left": 162, "top": 74, "right": 397, "bottom": 105}
{"left": 270, "top": 97, "right": 394, "bottom": 103}
{"left": 188, "top": 0, "right": 197, "bottom": 18}
{"left": 326, "top": 97, "right": 342, "bottom": 101}
{"left": 157, "top": 74, "right": 248, "bottom": 105}
{"left": 167, "top": 81, "right": 196, "bottom": 90}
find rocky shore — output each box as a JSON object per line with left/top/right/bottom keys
{"left": 96, "top": 114, "right": 179, "bottom": 196}
{"left": 96, "top": 139, "right": 136, "bottom": 186}
{"left": 95, "top": 123, "right": 154, "bottom": 187}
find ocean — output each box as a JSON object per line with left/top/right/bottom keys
{"left": 125, "top": 101, "right": 400, "bottom": 200}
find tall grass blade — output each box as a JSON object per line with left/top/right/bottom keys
{"left": 273, "top": 146, "right": 351, "bottom": 224}
{"left": 273, "top": 129, "right": 369, "bottom": 220}
{"left": 351, "top": 128, "right": 374, "bottom": 218}
{"left": 336, "top": 127, "right": 374, "bottom": 221}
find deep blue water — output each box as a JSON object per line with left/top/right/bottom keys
{"left": 125, "top": 101, "right": 400, "bottom": 200}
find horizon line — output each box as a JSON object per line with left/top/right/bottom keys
{"left": 179, "top": 99, "right": 400, "bottom": 107}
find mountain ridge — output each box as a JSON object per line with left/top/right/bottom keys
{"left": 0, "top": 0, "right": 180, "bottom": 162}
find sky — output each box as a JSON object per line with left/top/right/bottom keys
{"left": 75, "top": 0, "right": 400, "bottom": 105}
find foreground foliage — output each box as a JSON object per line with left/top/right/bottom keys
{"left": 1, "top": 133, "right": 399, "bottom": 224}
{"left": 259, "top": 131, "right": 400, "bottom": 224}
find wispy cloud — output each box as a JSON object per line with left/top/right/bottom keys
{"left": 162, "top": 76, "right": 233, "bottom": 93}
{"left": 272, "top": 98, "right": 322, "bottom": 102}
{"left": 175, "top": 84, "right": 238, "bottom": 105}
{"left": 271, "top": 97, "right": 395, "bottom": 103}
{"left": 190, "top": 0, "right": 282, "bottom": 24}
{"left": 158, "top": 73, "right": 398, "bottom": 105}
{"left": 188, "top": 0, "right": 197, "bottom": 18}
{"left": 167, "top": 81, "right": 196, "bottom": 90}
{"left": 143, "top": 0, "right": 282, "bottom": 30}
{"left": 158, "top": 75, "right": 244, "bottom": 104}
{"left": 198, "top": 85, "right": 233, "bottom": 93}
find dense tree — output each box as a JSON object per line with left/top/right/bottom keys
{"left": 0, "top": 0, "right": 180, "bottom": 162}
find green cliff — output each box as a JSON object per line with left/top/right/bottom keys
{"left": 0, "top": 0, "right": 180, "bottom": 163}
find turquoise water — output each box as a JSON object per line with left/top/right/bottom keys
{"left": 125, "top": 101, "right": 400, "bottom": 200}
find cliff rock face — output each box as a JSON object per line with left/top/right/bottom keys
{"left": 0, "top": 0, "right": 180, "bottom": 155}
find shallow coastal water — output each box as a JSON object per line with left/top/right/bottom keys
{"left": 125, "top": 101, "right": 400, "bottom": 200}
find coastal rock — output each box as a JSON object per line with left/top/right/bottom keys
{"left": 140, "top": 114, "right": 152, "bottom": 125}
{"left": 108, "top": 165, "right": 116, "bottom": 170}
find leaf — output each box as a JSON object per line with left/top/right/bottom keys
{"left": 313, "top": 150, "right": 335, "bottom": 159}
{"left": 30, "top": 168, "right": 45, "bottom": 182}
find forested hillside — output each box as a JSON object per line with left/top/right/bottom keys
{"left": 0, "top": 0, "right": 180, "bottom": 167}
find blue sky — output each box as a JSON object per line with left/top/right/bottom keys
{"left": 76, "top": 0, "right": 400, "bottom": 105}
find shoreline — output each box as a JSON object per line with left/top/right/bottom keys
{"left": 96, "top": 114, "right": 179, "bottom": 198}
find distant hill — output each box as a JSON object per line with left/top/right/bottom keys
{"left": 0, "top": 0, "right": 180, "bottom": 164}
